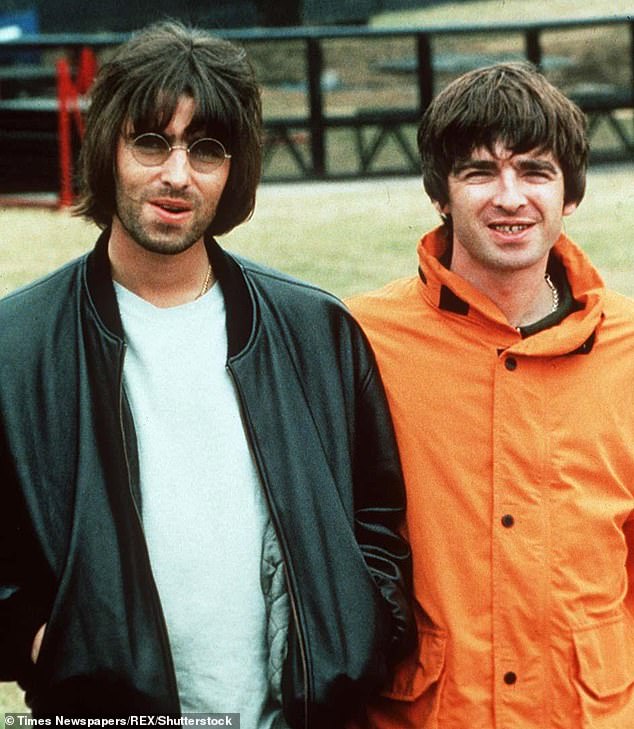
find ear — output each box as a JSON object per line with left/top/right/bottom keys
{"left": 563, "top": 200, "right": 578, "bottom": 217}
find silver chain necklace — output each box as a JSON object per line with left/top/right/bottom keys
{"left": 544, "top": 273, "right": 559, "bottom": 313}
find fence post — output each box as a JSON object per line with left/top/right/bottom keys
{"left": 56, "top": 58, "right": 74, "bottom": 207}
{"left": 77, "top": 46, "right": 97, "bottom": 95}
{"left": 416, "top": 32, "right": 434, "bottom": 113}
{"left": 306, "top": 36, "right": 325, "bottom": 177}
{"left": 55, "top": 47, "right": 97, "bottom": 207}
{"left": 524, "top": 28, "right": 542, "bottom": 69}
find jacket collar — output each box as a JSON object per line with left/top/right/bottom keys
{"left": 416, "top": 225, "right": 605, "bottom": 356}
{"left": 85, "top": 229, "right": 255, "bottom": 358}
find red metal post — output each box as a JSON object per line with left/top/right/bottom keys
{"left": 56, "top": 58, "right": 74, "bottom": 208}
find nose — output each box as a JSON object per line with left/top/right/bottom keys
{"left": 159, "top": 147, "right": 191, "bottom": 189}
{"left": 492, "top": 169, "right": 527, "bottom": 211}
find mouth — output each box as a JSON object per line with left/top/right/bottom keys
{"left": 158, "top": 203, "right": 187, "bottom": 213}
{"left": 151, "top": 198, "right": 192, "bottom": 213}
{"left": 148, "top": 197, "right": 193, "bottom": 222}
{"left": 488, "top": 223, "right": 533, "bottom": 234}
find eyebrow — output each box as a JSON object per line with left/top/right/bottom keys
{"left": 452, "top": 157, "right": 558, "bottom": 175}
{"left": 160, "top": 129, "right": 205, "bottom": 144}
{"left": 515, "top": 158, "right": 558, "bottom": 174}
{"left": 452, "top": 159, "right": 497, "bottom": 175}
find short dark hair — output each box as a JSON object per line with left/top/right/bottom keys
{"left": 417, "top": 62, "right": 589, "bottom": 208}
{"left": 74, "top": 20, "right": 262, "bottom": 235}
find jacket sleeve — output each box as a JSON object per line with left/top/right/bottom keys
{"left": 353, "top": 358, "right": 417, "bottom": 666}
{"left": 0, "top": 442, "right": 45, "bottom": 688}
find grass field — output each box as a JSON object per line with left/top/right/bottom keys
{"left": 1, "top": 164, "right": 633, "bottom": 301}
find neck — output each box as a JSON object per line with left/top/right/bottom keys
{"left": 451, "top": 258, "right": 555, "bottom": 329}
{"left": 108, "top": 227, "right": 215, "bottom": 308}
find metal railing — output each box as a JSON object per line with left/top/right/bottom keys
{"left": 0, "top": 13, "right": 632, "bottom": 195}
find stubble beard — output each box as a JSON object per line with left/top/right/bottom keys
{"left": 115, "top": 188, "right": 212, "bottom": 256}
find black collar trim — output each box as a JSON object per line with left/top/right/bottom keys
{"left": 85, "top": 229, "right": 124, "bottom": 339}
{"left": 84, "top": 230, "right": 255, "bottom": 358}
{"left": 418, "top": 266, "right": 470, "bottom": 315}
{"left": 439, "top": 285, "right": 470, "bottom": 315}
{"left": 205, "top": 235, "right": 254, "bottom": 358}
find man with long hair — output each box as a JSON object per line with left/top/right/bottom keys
{"left": 349, "top": 62, "right": 634, "bottom": 728}
{"left": 0, "top": 21, "right": 415, "bottom": 726}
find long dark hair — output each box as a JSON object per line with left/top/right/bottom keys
{"left": 74, "top": 20, "right": 262, "bottom": 236}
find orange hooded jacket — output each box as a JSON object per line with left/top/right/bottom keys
{"left": 347, "top": 227, "right": 634, "bottom": 729}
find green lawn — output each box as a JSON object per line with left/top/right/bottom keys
{"left": 0, "top": 680, "right": 23, "bottom": 713}
{"left": 1, "top": 164, "right": 632, "bottom": 302}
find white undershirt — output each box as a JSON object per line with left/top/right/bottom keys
{"left": 114, "top": 281, "right": 275, "bottom": 727}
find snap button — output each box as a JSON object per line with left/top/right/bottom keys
{"left": 505, "top": 357, "right": 517, "bottom": 371}
{"left": 501, "top": 514, "right": 515, "bottom": 528}
{"left": 504, "top": 671, "right": 517, "bottom": 685}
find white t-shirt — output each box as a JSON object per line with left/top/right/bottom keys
{"left": 115, "top": 281, "right": 277, "bottom": 727}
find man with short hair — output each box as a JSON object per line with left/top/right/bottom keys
{"left": 0, "top": 22, "right": 415, "bottom": 725}
{"left": 348, "top": 62, "right": 634, "bottom": 728}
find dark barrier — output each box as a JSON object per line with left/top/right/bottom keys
{"left": 0, "top": 14, "right": 632, "bottom": 200}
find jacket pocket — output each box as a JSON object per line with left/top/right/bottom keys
{"left": 382, "top": 603, "right": 447, "bottom": 701}
{"left": 573, "top": 615, "right": 634, "bottom": 697}
{"left": 572, "top": 614, "right": 634, "bottom": 726}
{"left": 382, "top": 621, "right": 447, "bottom": 701}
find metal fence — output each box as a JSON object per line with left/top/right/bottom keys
{"left": 0, "top": 14, "right": 632, "bottom": 198}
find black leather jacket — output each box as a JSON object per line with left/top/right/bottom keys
{"left": 0, "top": 232, "right": 415, "bottom": 726}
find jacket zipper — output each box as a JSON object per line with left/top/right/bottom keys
{"left": 227, "top": 364, "right": 310, "bottom": 729}
{"left": 116, "top": 341, "right": 181, "bottom": 712}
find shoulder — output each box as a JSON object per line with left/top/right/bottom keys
{"left": 346, "top": 275, "right": 420, "bottom": 327}
{"left": 0, "top": 255, "right": 85, "bottom": 309}
{"left": 237, "top": 254, "right": 341, "bottom": 303}
{"left": 602, "top": 288, "right": 634, "bottom": 324}
{"left": 232, "top": 253, "right": 380, "bottom": 375}
{"left": 0, "top": 256, "right": 86, "bottom": 343}
{"left": 235, "top": 253, "right": 360, "bottom": 328}
{"left": 604, "top": 288, "right": 634, "bottom": 310}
